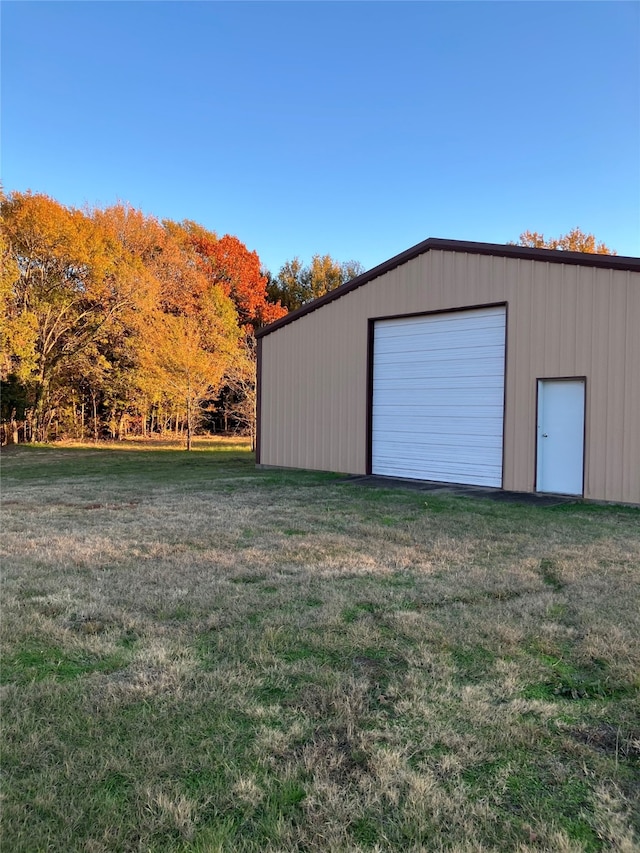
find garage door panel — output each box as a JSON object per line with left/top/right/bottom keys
{"left": 377, "top": 325, "right": 504, "bottom": 349}
{"left": 373, "top": 408, "right": 504, "bottom": 425}
{"left": 372, "top": 432, "right": 503, "bottom": 449}
{"left": 376, "top": 335, "right": 504, "bottom": 356}
{"left": 374, "top": 380, "right": 502, "bottom": 396}
{"left": 376, "top": 352, "right": 504, "bottom": 369}
{"left": 376, "top": 442, "right": 501, "bottom": 485}
{"left": 374, "top": 389, "right": 503, "bottom": 406}
{"left": 375, "top": 442, "right": 503, "bottom": 461}
{"left": 375, "top": 336, "right": 505, "bottom": 355}
{"left": 374, "top": 385, "right": 503, "bottom": 400}
{"left": 374, "top": 456, "right": 503, "bottom": 486}
{"left": 372, "top": 306, "right": 506, "bottom": 487}
{"left": 376, "top": 338, "right": 503, "bottom": 356}
{"left": 373, "top": 427, "right": 503, "bottom": 445}
{"left": 377, "top": 313, "right": 504, "bottom": 334}
{"left": 373, "top": 362, "right": 503, "bottom": 391}
{"left": 375, "top": 455, "right": 503, "bottom": 475}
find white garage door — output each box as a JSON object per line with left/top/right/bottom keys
{"left": 372, "top": 306, "right": 506, "bottom": 487}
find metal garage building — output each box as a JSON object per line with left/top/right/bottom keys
{"left": 256, "top": 239, "right": 640, "bottom": 504}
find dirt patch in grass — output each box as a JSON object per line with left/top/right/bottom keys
{"left": 1, "top": 441, "right": 639, "bottom": 851}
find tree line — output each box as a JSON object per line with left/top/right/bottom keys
{"left": 0, "top": 191, "right": 363, "bottom": 447}
{"left": 1, "top": 189, "right": 613, "bottom": 449}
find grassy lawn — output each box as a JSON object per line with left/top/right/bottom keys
{"left": 1, "top": 440, "right": 639, "bottom": 852}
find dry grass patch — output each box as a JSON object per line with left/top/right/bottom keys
{"left": 1, "top": 441, "right": 639, "bottom": 851}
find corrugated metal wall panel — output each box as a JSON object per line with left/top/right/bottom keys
{"left": 623, "top": 280, "right": 640, "bottom": 503}
{"left": 259, "top": 251, "right": 640, "bottom": 503}
{"left": 605, "top": 273, "right": 625, "bottom": 499}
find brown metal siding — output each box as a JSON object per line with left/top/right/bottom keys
{"left": 259, "top": 250, "right": 640, "bottom": 504}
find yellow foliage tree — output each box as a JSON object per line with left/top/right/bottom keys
{"left": 140, "top": 286, "right": 240, "bottom": 450}
{"left": 1, "top": 192, "right": 131, "bottom": 439}
{"left": 516, "top": 227, "right": 616, "bottom": 255}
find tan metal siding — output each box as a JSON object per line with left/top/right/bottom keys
{"left": 260, "top": 251, "right": 640, "bottom": 503}
{"left": 624, "top": 282, "right": 640, "bottom": 502}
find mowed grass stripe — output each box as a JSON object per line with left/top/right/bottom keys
{"left": 1, "top": 439, "right": 639, "bottom": 852}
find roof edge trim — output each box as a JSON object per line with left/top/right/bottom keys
{"left": 256, "top": 237, "right": 640, "bottom": 338}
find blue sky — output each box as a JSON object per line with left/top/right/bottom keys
{"left": 2, "top": 1, "right": 639, "bottom": 274}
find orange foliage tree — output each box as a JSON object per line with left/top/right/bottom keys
{"left": 1, "top": 190, "right": 290, "bottom": 445}
{"left": 183, "top": 228, "right": 286, "bottom": 330}
{"left": 92, "top": 206, "right": 243, "bottom": 444}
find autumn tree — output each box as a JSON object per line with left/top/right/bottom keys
{"left": 267, "top": 255, "right": 365, "bottom": 312}
{"left": 516, "top": 227, "right": 616, "bottom": 255}
{"left": 265, "top": 258, "right": 307, "bottom": 312}
{"left": 0, "top": 192, "right": 132, "bottom": 440}
{"left": 140, "top": 286, "right": 240, "bottom": 449}
{"left": 216, "top": 337, "right": 258, "bottom": 447}
{"left": 93, "top": 206, "right": 245, "bottom": 444}
{"left": 161, "top": 223, "right": 289, "bottom": 440}
{"left": 1, "top": 191, "right": 282, "bottom": 445}
{"left": 94, "top": 205, "right": 205, "bottom": 317}
{"left": 0, "top": 227, "right": 29, "bottom": 378}
{"left": 0, "top": 225, "right": 33, "bottom": 443}
{"left": 175, "top": 224, "right": 286, "bottom": 330}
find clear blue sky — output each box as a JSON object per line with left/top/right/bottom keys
{"left": 2, "top": 1, "right": 639, "bottom": 274}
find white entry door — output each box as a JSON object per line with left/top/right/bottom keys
{"left": 536, "top": 379, "right": 585, "bottom": 495}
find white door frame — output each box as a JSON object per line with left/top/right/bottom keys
{"left": 536, "top": 377, "right": 586, "bottom": 496}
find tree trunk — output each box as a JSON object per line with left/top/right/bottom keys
{"left": 24, "top": 410, "right": 33, "bottom": 443}
{"left": 186, "top": 395, "right": 192, "bottom": 451}
{"left": 33, "top": 374, "right": 49, "bottom": 442}
{"left": 91, "top": 390, "right": 99, "bottom": 443}
{"left": 71, "top": 390, "right": 78, "bottom": 438}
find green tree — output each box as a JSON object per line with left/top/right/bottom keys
{"left": 267, "top": 255, "right": 364, "bottom": 312}
{"left": 266, "top": 258, "right": 307, "bottom": 312}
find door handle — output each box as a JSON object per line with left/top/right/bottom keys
{"left": 542, "top": 433, "right": 548, "bottom": 438}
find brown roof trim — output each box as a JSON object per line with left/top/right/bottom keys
{"left": 256, "top": 237, "right": 640, "bottom": 338}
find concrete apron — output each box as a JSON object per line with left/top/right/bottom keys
{"left": 341, "top": 475, "right": 577, "bottom": 508}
